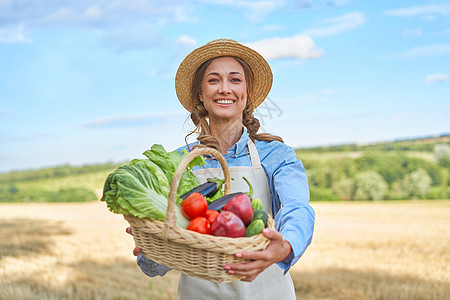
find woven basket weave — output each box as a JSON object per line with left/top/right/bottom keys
{"left": 125, "top": 147, "right": 274, "bottom": 283}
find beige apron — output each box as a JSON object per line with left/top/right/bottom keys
{"left": 177, "top": 140, "right": 295, "bottom": 300}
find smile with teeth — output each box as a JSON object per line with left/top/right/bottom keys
{"left": 215, "top": 99, "right": 235, "bottom": 104}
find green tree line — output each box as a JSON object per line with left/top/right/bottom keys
{"left": 0, "top": 163, "right": 119, "bottom": 203}
{"left": 303, "top": 143, "right": 449, "bottom": 201}
{"left": 0, "top": 162, "right": 119, "bottom": 184}
{"left": 1, "top": 138, "right": 449, "bottom": 203}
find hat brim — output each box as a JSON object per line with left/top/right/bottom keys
{"left": 175, "top": 39, "right": 273, "bottom": 113}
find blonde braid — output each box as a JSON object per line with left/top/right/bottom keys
{"left": 242, "top": 100, "right": 284, "bottom": 143}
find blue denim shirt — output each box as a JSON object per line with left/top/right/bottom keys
{"left": 137, "top": 128, "right": 315, "bottom": 276}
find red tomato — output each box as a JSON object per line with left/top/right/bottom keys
{"left": 187, "top": 217, "right": 211, "bottom": 234}
{"left": 205, "top": 210, "right": 219, "bottom": 224}
{"left": 181, "top": 192, "right": 208, "bottom": 220}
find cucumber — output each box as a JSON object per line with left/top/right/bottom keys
{"left": 246, "top": 219, "right": 265, "bottom": 237}
{"left": 252, "top": 209, "right": 268, "bottom": 227}
{"left": 251, "top": 198, "right": 263, "bottom": 211}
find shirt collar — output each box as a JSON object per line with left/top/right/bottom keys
{"left": 225, "top": 126, "right": 249, "bottom": 157}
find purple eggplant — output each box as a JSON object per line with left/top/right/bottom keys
{"left": 207, "top": 192, "right": 244, "bottom": 211}
{"left": 180, "top": 181, "right": 219, "bottom": 200}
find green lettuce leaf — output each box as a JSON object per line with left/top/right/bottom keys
{"left": 101, "top": 159, "right": 189, "bottom": 227}
{"left": 102, "top": 144, "right": 206, "bottom": 228}
{"left": 144, "top": 145, "right": 205, "bottom": 206}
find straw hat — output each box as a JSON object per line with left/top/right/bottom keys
{"left": 175, "top": 39, "right": 273, "bottom": 112}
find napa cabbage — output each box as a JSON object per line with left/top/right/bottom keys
{"left": 101, "top": 144, "right": 204, "bottom": 228}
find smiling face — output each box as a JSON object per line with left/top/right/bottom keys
{"left": 200, "top": 56, "right": 248, "bottom": 123}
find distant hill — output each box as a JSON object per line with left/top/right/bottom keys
{"left": 1, "top": 134, "right": 449, "bottom": 203}
{"left": 296, "top": 134, "right": 450, "bottom": 153}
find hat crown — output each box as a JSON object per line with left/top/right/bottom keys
{"left": 208, "top": 38, "right": 237, "bottom": 44}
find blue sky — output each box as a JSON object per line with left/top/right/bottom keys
{"left": 1, "top": 0, "right": 449, "bottom": 172}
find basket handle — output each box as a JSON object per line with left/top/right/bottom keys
{"left": 163, "top": 147, "right": 231, "bottom": 238}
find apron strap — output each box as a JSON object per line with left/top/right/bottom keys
{"left": 247, "top": 139, "right": 262, "bottom": 168}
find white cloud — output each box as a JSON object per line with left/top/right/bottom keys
{"left": 105, "top": 0, "right": 191, "bottom": 21}
{"left": 85, "top": 5, "right": 102, "bottom": 19}
{"left": 201, "top": 0, "right": 285, "bottom": 22}
{"left": 294, "top": 0, "right": 312, "bottom": 9}
{"left": 261, "top": 24, "right": 283, "bottom": 32}
{"left": 173, "top": 4, "right": 198, "bottom": 23}
{"left": 99, "top": 23, "right": 163, "bottom": 53}
{"left": 177, "top": 35, "right": 196, "bottom": 48}
{"left": 385, "top": 4, "right": 450, "bottom": 17}
{"left": 382, "top": 44, "right": 450, "bottom": 59}
{"left": 293, "top": 0, "right": 349, "bottom": 9}
{"left": 246, "top": 35, "right": 324, "bottom": 60}
{"left": 435, "top": 28, "right": 450, "bottom": 37}
{"left": 241, "top": 1, "right": 285, "bottom": 22}
{"left": 393, "top": 114, "right": 404, "bottom": 121}
{"left": 81, "top": 111, "right": 186, "bottom": 128}
{"left": 325, "top": 0, "right": 349, "bottom": 7}
{"left": 301, "top": 12, "right": 366, "bottom": 37}
{"left": 172, "top": 35, "right": 197, "bottom": 58}
{"left": 425, "top": 74, "right": 448, "bottom": 83}
{"left": 0, "top": 25, "right": 31, "bottom": 43}
{"left": 0, "top": 0, "right": 193, "bottom": 48}
{"left": 320, "top": 89, "right": 345, "bottom": 96}
{"left": 402, "top": 29, "right": 422, "bottom": 37}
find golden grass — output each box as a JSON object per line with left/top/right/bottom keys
{"left": 0, "top": 201, "right": 448, "bottom": 299}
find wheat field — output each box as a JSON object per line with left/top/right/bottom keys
{"left": 0, "top": 201, "right": 448, "bottom": 300}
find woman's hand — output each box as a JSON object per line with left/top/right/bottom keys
{"left": 224, "top": 228, "right": 292, "bottom": 282}
{"left": 125, "top": 226, "right": 142, "bottom": 256}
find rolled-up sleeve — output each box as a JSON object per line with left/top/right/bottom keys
{"left": 271, "top": 146, "right": 315, "bottom": 272}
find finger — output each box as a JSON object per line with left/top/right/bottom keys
{"left": 132, "top": 246, "right": 141, "bottom": 256}
{"left": 226, "top": 264, "right": 265, "bottom": 281}
{"left": 234, "top": 251, "right": 265, "bottom": 261}
{"left": 262, "top": 228, "right": 282, "bottom": 241}
{"left": 225, "top": 258, "right": 272, "bottom": 278}
{"left": 240, "top": 274, "right": 258, "bottom": 282}
{"left": 226, "top": 259, "right": 261, "bottom": 271}
{"left": 125, "top": 227, "right": 133, "bottom": 235}
{"left": 226, "top": 265, "right": 261, "bottom": 277}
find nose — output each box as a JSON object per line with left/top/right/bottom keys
{"left": 218, "top": 81, "right": 231, "bottom": 94}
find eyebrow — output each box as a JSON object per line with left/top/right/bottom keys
{"left": 206, "top": 71, "right": 243, "bottom": 76}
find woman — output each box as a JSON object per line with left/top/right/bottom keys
{"left": 129, "top": 39, "right": 315, "bottom": 299}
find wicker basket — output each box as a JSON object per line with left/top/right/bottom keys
{"left": 125, "top": 147, "right": 274, "bottom": 283}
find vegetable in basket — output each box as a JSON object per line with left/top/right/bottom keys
{"left": 242, "top": 176, "right": 263, "bottom": 211}
{"left": 223, "top": 193, "right": 253, "bottom": 225}
{"left": 210, "top": 211, "right": 246, "bottom": 238}
{"left": 180, "top": 177, "right": 225, "bottom": 201}
{"left": 180, "top": 192, "right": 208, "bottom": 220}
{"left": 187, "top": 216, "right": 211, "bottom": 234}
{"left": 101, "top": 144, "right": 205, "bottom": 228}
{"left": 207, "top": 192, "right": 243, "bottom": 211}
